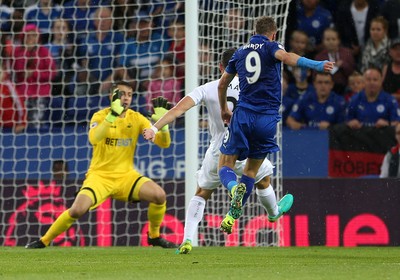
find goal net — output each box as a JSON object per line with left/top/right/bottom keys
{"left": 0, "top": 0, "right": 290, "bottom": 247}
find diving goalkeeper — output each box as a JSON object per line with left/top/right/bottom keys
{"left": 25, "top": 81, "right": 177, "bottom": 249}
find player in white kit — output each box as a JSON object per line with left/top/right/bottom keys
{"left": 143, "top": 48, "right": 282, "bottom": 254}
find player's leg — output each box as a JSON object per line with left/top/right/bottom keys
{"left": 176, "top": 187, "right": 214, "bottom": 254}
{"left": 135, "top": 179, "right": 177, "bottom": 248}
{"left": 218, "top": 153, "right": 239, "bottom": 192}
{"left": 25, "top": 193, "right": 92, "bottom": 249}
{"left": 254, "top": 160, "right": 293, "bottom": 222}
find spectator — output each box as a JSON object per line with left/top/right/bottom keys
{"left": 379, "top": 123, "right": 400, "bottom": 178}
{"left": 286, "top": 66, "right": 314, "bottom": 101}
{"left": 62, "top": 0, "right": 108, "bottom": 43}
{"left": 119, "top": 15, "right": 169, "bottom": 90}
{"left": 346, "top": 66, "right": 400, "bottom": 129}
{"left": 287, "top": 72, "right": 346, "bottom": 130}
{"left": 146, "top": 54, "right": 183, "bottom": 113}
{"left": 150, "top": 0, "right": 184, "bottom": 29}
{"left": 315, "top": 27, "right": 356, "bottom": 95}
{"left": 0, "top": 3, "right": 13, "bottom": 32}
{"left": 360, "top": 16, "right": 391, "bottom": 72}
{"left": 288, "top": 29, "right": 311, "bottom": 57}
{"left": 111, "top": 0, "right": 137, "bottom": 32}
{"left": 285, "top": 29, "right": 311, "bottom": 83}
{"left": 0, "top": 60, "right": 26, "bottom": 133}
{"left": 166, "top": 17, "right": 185, "bottom": 80}
{"left": 24, "top": 0, "right": 62, "bottom": 44}
{"left": 198, "top": 42, "right": 215, "bottom": 83}
{"left": 380, "top": 0, "right": 400, "bottom": 40}
{"left": 335, "top": 0, "right": 380, "bottom": 64}
{"left": 46, "top": 18, "right": 75, "bottom": 96}
{"left": 10, "top": 23, "right": 57, "bottom": 129}
{"left": 296, "top": 0, "right": 333, "bottom": 55}
{"left": 221, "top": 6, "right": 251, "bottom": 47}
{"left": 344, "top": 70, "right": 365, "bottom": 102}
{"left": 72, "top": 6, "right": 124, "bottom": 96}
{"left": 382, "top": 38, "right": 400, "bottom": 104}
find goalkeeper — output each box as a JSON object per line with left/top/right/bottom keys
{"left": 26, "top": 81, "right": 177, "bottom": 249}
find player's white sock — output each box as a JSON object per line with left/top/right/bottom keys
{"left": 183, "top": 196, "right": 206, "bottom": 242}
{"left": 256, "top": 185, "right": 279, "bottom": 217}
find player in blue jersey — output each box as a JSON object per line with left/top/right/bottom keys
{"left": 346, "top": 66, "right": 400, "bottom": 129}
{"left": 286, "top": 72, "right": 346, "bottom": 130}
{"left": 218, "top": 16, "right": 334, "bottom": 233}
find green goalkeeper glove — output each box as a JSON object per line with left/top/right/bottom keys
{"left": 151, "top": 97, "right": 172, "bottom": 131}
{"left": 106, "top": 88, "right": 124, "bottom": 123}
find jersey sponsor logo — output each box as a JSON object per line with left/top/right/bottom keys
{"left": 105, "top": 138, "right": 133, "bottom": 147}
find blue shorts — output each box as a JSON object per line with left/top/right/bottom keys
{"left": 220, "top": 107, "right": 280, "bottom": 161}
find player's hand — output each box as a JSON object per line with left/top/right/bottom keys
{"left": 151, "top": 97, "right": 172, "bottom": 131}
{"left": 111, "top": 88, "right": 124, "bottom": 116}
{"left": 143, "top": 127, "right": 156, "bottom": 142}
{"left": 106, "top": 88, "right": 124, "bottom": 123}
{"left": 323, "top": 61, "right": 335, "bottom": 73}
{"left": 221, "top": 108, "right": 232, "bottom": 125}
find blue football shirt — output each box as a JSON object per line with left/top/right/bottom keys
{"left": 225, "top": 34, "right": 284, "bottom": 115}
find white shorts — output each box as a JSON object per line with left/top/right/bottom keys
{"left": 195, "top": 148, "right": 274, "bottom": 190}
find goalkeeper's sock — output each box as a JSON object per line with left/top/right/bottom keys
{"left": 41, "top": 210, "right": 77, "bottom": 246}
{"left": 183, "top": 196, "right": 206, "bottom": 242}
{"left": 256, "top": 185, "right": 279, "bottom": 217}
{"left": 147, "top": 202, "right": 166, "bottom": 239}
{"left": 239, "top": 174, "right": 255, "bottom": 206}
{"left": 219, "top": 166, "right": 238, "bottom": 192}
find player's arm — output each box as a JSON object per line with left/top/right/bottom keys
{"left": 275, "top": 49, "right": 334, "bottom": 73}
{"left": 286, "top": 116, "right": 305, "bottom": 130}
{"left": 218, "top": 71, "right": 235, "bottom": 125}
{"left": 143, "top": 96, "right": 195, "bottom": 142}
{"left": 89, "top": 88, "right": 124, "bottom": 144}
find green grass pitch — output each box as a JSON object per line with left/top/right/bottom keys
{"left": 1, "top": 247, "right": 399, "bottom": 280}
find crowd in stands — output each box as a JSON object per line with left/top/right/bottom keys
{"left": 0, "top": 0, "right": 400, "bottom": 133}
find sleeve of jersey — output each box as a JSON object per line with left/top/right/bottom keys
{"left": 187, "top": 85, "right": 206, "bottom": 106}
{"left": 88, "top": 111, "right": 112, "bottom": 145}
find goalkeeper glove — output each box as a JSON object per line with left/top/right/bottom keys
{"left": 151, "top": 96, "right": 172, "bottom": 132}
{"left": 106, "top": 88, "right": 124, "bottom": 123}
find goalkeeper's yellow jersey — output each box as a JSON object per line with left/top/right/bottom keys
{"left": 87, "top": 108, "right": 170, "bottom": 176}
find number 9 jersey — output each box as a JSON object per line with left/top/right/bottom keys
{"left": 225, "top": 34, "right": 284, "bottom": 115}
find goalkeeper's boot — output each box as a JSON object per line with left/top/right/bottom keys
{"left": 229, "top": 183, "right": 246, "bottom": 219}
{"left": 268, "top": 194, "right": 294, "bottom": 222}
{"left": 147, "top": 233, "right": 178, "bottom": 248}
{"left": 25, "top": 239, "right": 46, "bottom": 249}
{"left": 175, "top": 239, "right": 192, "bottom": 255}
{"left": 220, "top": 213, "right": 235, "bottom": 234}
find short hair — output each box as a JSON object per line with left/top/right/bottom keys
{"left": 348, "top": 71, "right": 363, "bottom": 79}
{"left": 220, "top": 48, "right": 236, "bottom": 68}
{"left": 111, "top": 81, "right": 132, "bottom": 92}
{"left": 371, "top": 16, "right": 389, "bottom": 32}
{"left": 364, "top": 65, "right": 382, "bottom": 76}
{"left": 255, "top": 16, "right": 277, "bottom": 36}
{"left": 314, "top": 71, "right": 333, "bottom": 80}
